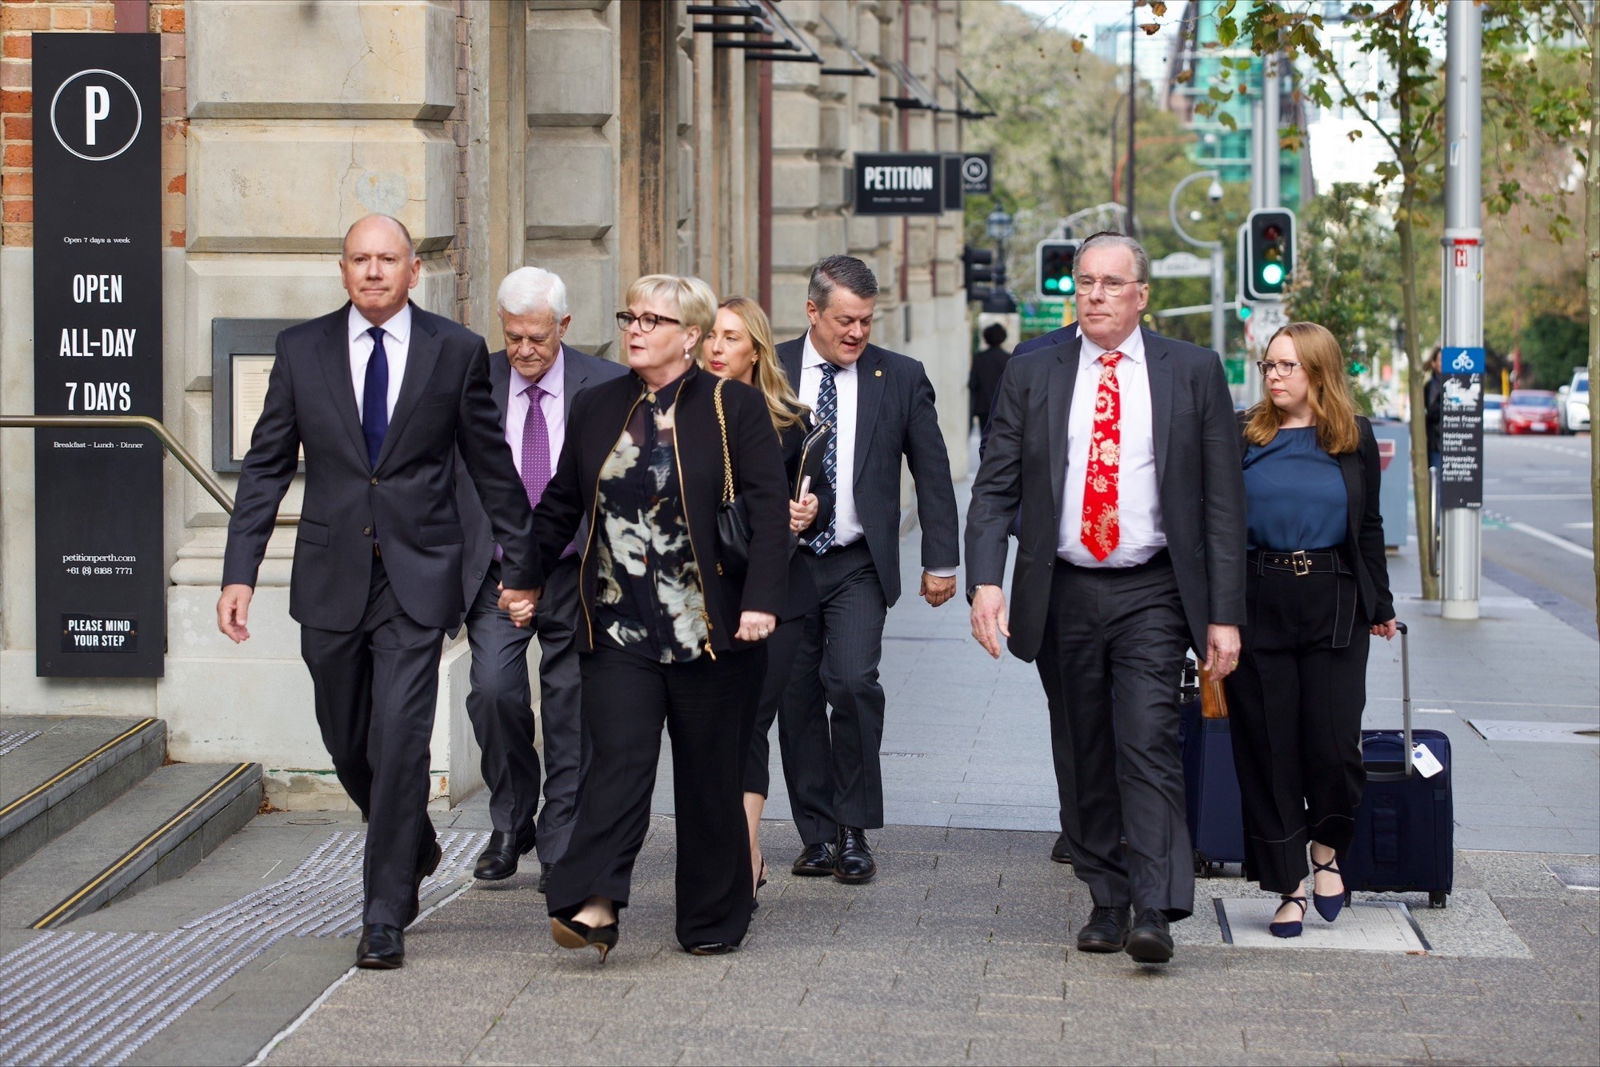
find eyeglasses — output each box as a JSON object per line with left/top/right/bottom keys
{"left": 1256, "top": 360, "right": 1302, "bottom": 378}
{"left": 1072, "top": 275, "right": 1140, "bottom": 297}
{"left": 616, "top": 311, "right": 681, "bottom": 332}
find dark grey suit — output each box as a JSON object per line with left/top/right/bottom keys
{"left": 223, "top": 302, "right": 539, "bottom": 929}
{"left": 456, "top": 344, "right": 626, "bottom": 865}
{"left": 965, "top": 327, "right": 1245, "bottom": 919}
{"left": 775, "top": 336, "right": 959, "bottom": 844}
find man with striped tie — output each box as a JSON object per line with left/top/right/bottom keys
{"left": 964, "top": 233, "right": 1246, "bottom": 964}
{"left": 456, "top": 268, "right": 626, "bottom": 891}
{"left": 775, "top": 256, "right": 960, "bottom": 885}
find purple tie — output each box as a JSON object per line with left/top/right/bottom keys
{"left": 521, "top": 384, "right": 552, "bottom": 510}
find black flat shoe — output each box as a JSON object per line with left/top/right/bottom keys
{"left": 1312, "top": 855, "right": 1345, "bottom": 923}
{"left": 1075, "top": 904, "right": 1131, "bottom": 953}
{"left": 1050, "top": 834, "right": 1073, "bottom": 864}
{"left": 1270, "top": 895, "right": 1307, "bottom": 939}
{"left": 686, "top": 941, "right": 738, "bottom": 956}
{"left": 791, "top": 842, "right": 835, "bottom": 877}
{"left": 356, "top": 924, "right": 405, "bottom": 969}
{"left": 1125, "top": 908, "right": 1174, "bottom": 964}
{"left": 550, "top": 915, "right": 619, "bottom": 964}
{"left": 833, "top": 827, "right": 876, "bottom": 884}
{"left": 474, "top": 823, "right": 537, "bottom": 881}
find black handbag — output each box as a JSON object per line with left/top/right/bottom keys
{"left": 713, "top": 378, "right": 753, "bottom": 580}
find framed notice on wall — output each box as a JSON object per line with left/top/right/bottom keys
{"left": 32, "top": 34, "right": 163, "bottom": 677}
{"left": 211, "top": 319, "right": 301, "bottom": 473}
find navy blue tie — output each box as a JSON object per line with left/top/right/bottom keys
{"left": 809, "top": 362, "right": 839, "bottom": 555}
{"left": 362, "top": 325, "right": 389, "bottom": 468}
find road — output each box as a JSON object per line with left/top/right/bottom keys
{"left": 1477, "top": 432, "right": 1596, "bottom": 637}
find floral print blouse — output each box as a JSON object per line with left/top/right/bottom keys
{"left": 592, "top": 374, "right": 708, "bottom": 663}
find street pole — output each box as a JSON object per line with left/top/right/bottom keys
{"left": 1167, "top": 171, "right": 1226, "bottom": 362}
{"left": 1126, "top": 1, "right": 1137, "bottom": 235}
{"left": 1262, "top": 53, "right": 1281, "bottom": 209}
{"left": 1441, "top": 0, "right": 1483, "bottom": 620}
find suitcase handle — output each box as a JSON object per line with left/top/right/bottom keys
{"left": 1367, "top": 621, "right": 1412, "bottom": 783}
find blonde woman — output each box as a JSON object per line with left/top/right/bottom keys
{"left": 532, "top": 276, "right": 790, "bottom": 960}
{"left": 1226, "top": 322, "right": 1397, "bottom": 938}
{"left": 704, "top": 297, "right": 828, "bottom": 905}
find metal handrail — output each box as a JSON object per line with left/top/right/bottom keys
{"left": 0, "top": 414, "right": 299, "bottom": 525}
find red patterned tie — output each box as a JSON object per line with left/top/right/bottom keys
{"left": 1081, "top": 351, "right": 1123, "bottom": 561}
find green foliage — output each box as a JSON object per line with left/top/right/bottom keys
{"left": 1287, "top": 184, "right": 1400, "bottom": 355}
{"left": 1520, "top": 313, "right": 1590, "bottom": 389}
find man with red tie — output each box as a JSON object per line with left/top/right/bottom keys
{"left": 963, "top": 232, "right": 1246, "bottom": 965}
{"left": 456, "top": 268, "right": 625, "bottom": 889}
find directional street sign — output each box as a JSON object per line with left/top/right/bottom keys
{"left": 1149, "top": 251, "right": 1211, "bottom": 279}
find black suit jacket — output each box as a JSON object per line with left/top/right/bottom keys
{"left": 456, "top": 343, "right": 628, "bottom": 612}
{"left": 1340, "top": 418, "right": 1396, "bottom": 625}
{"left": 222, "top": 303, "right": 540, "bottom": 632}
{"left": 530, "top": 366, "right": 790, "bottom": 655}
{"left": 776, "top": 336, "right": 960, "bottom": 607}
{"left": 964, "top": 327, "right": 1247, "bottom": 660}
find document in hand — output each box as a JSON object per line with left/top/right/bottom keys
{"left": 794, "top": 421, "right": 833, "bottom": 501}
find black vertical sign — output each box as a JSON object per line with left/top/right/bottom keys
{"left": 32, "top": 35, "right": 164, "bottom": 677}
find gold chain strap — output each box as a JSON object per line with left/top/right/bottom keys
{"left": 713, "top": 377, "right": 734, "bottom": 504}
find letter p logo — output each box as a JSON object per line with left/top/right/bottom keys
{"left": 84, "top": 85, "right": 110, "bottom": 146}
{"left": 50, "top": 68, "right": 142, "bottom": 162}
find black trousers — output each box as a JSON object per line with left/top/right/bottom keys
{"left": 777, "top": 541, "right": 888, "bottom": 844}
{"left": 462, "top": 556, "right": 584, "bottom": 864}
{"left": 300, "top": 554, "right": 443, "bottom": 928}
{"left": 1224, "top": 564, "right": 1369, "bottom": 894}
{"left": 1035, "top": 556, "right": 1195, "bottom": 920}
{"left": 743, "top": 614, "right": 804, "bottom": 796}
{"left": 547, "top": 643, "right": 763, "bottom": 949}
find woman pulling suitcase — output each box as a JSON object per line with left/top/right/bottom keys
{"left": 1224, "top": 322, "right": 1399, "bottom": 938}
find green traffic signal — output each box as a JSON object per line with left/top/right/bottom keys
{"left": 1237, "top": 305, "right": 1253, "bottom": 321}
{"left": 1260, "top": 262, "right": 1285, "bottom": 287}
{"left": 1035, "top": 239, "right": 1079, "bottom": 301}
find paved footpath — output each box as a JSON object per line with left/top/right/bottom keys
{"left": 3, "top": 437, "right": 1596, "bottom": 1066}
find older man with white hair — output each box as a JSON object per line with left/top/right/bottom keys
{"left": 457, "top": 267, "right": 627, "bottom": 888}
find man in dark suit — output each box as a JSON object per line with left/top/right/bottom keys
{"left": 456, "top": 266, "right": 626, "bottom": 889}
{"left": 969, "top": 321, "right": 1012, "bottom": 435}
{"left": 218, "top": 214, "right": 541, "bottom": 970}
{"left": 776, "top": 255, "right": 960, "bottom": 885}
{"left": 1013, "top": 320, "right": 1078, "bottom": 358}
{"left": 965, "top": 233, "right": 1245, "bottom": 965}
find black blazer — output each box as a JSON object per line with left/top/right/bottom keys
{"left": 531, "top": 365, "right": 790, "bottom": 655}
{"left": 776, "top": 336, "right": 960, "bottom": 607}
{"left": 965, "top": 327, "right": 1248, "bottom": 661}
{"left": 223, "top": 303, "right": 540, "bottom": 632}
{"left": 456, "top": 343, "right": 628, "bottom": 612}
{"left": 1238, "top": 414, "right": 1395, "bottom": 626}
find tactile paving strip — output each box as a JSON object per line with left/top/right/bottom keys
{"left": 0, "top": 828, "right": 486, "bottom": 1066}
{"left": 0, "top": 730, "right": 43, "bottom": 757}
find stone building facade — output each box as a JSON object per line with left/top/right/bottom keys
{"left": 0, "top": 0, "right": 970, "bottom": 808}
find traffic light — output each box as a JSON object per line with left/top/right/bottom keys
{"left": 1244, "top": 208, "right": 1295, "bottom": 300}
{"left": 961, "top": 245, "right": 994, "bottom": 302}
{"left": 1036, "top": 239, "right": 1080, "bottom": 298}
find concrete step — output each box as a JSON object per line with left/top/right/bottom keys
{"left": 0, "top": 760, "right": 262, "bottom": 932}
{"left": 0, "top": 715, "right": 166, "bottom": 877}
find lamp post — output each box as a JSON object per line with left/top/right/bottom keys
{"left": 984, "top": 206, "right": 1017, "bottom": 314}
{"left": 1167, "top": 170, "right": 1228, "bottom": 361}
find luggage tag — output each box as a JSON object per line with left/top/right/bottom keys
{"left": 1410, "top": 742, "right": 1444, "bottom": 778}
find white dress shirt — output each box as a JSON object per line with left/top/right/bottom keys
{"left": 799, "top": 331, "right": 864, "bottom": 549}
{"left": 1057, "top": 327, "right": 1167, "bottom": 566}
{"left": 348, "top": 303, "right": 412, "bottom": 424}
{"left": 505, "top": 345, "right": 567, "bottom": 482}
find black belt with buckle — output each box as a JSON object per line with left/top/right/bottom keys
{"left": 1249, "top": 549, "right": 1345, "bottom": 577}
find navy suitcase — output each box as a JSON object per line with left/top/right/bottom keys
{"left": 1179, "top": 665, "right": 1245, "bottom": 875}
{"left": 1342, "top": 622, "right": 1454, "bottom": 908}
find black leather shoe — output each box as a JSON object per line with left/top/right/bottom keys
{"left": 356, "top": 924, "right": 405, "bottom": 969}
{"left": 791, "top": 841, "right": 835, "bottom": 877}
{"left": 537, "top": 863, "right": 553, "bottom": 895}
{"left": 686, "top": 941, "right": 738, "bottom": 956}
{"left": 833, "top": 826, "right": 876, "bottom": 884}
{"left": 1075, "top": 904, "right": 1131, "bottom": 952}
{"left": 1051, "top": 833, "right": 1073, "bottom": 864}
{"left": 474, "top": 823, "right": 536, "bottom": 881}
{"left": 1126, "top": 908, "right": 1174, "bottom": 964}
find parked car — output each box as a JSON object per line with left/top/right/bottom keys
{"left": 1560, "top": 369, "right": 1589, "bottom": 433}
{"left": 1503, "top": 390, "right": 1561, "bottom": 435}
{"left": 1482, "top": 394, "right": 1504, "bottom": 434}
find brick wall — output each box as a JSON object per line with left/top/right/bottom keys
{"left": 0, "top": 0, "right": 186, "bottom": 249}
